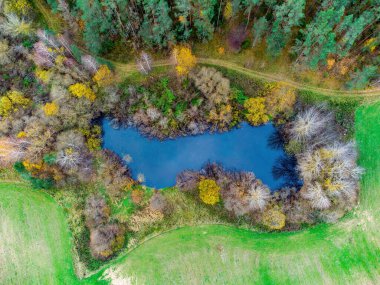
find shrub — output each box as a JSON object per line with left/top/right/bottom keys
{"left": 69, "top": 83, "right": 96, "bottom": 101}
{"left": 265, "top": 84, "right": 296, "bottom": 121}
{"left": 85, "top": 195, "right": 111, "bottom": 228}
{"left": 244, "top": 97, "right": 269, "bottom": 126}
{"left": 223, "top": 172, "right": 270, "bottom": 216}
{"left": 93, "top": 65, "right": 112, "bottom": 86}
{"left": 0, "top": 90, "right": 31, "bottom": 117}
{"left": 190, "top": 67, "right": 230, "bottom": 105}
{"left": 262, "top": 207, "right": 286, "bottom": 230}
{"left": 198, "top": 178, "right": 221, "bottom": 205}
{"left": 90, "top": 224, "right": 125, "bottom": 260}
{"left": 128, "top": 207, "right": 164, "bottom": 232}
{"left": 42, "top": 102, "right": 59, "bottom": 116}
{"left": 149, "top": 192, "right": 168, "bottom": 213}
{"left": 99, "top": 150, "right": 133, "bottom": 202}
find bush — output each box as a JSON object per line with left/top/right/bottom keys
{"left": 85, "top": 195, "right": 110, "bottom": 228}
{"left": 262, "top": 207, "right": 286, "bottom": 230}
{"left": 244, "top": 97, "right": 269, "bottom": 126}
{"left": 198, "top": 178, "right": 221, "bottom": 205}
{"left": 265, "top": 84, "right": 296, "bottom": 121}
{"left": 90, "top": 224, "right": 125, "bottom": 260}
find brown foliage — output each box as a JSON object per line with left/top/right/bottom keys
{"left": 84, "top": 195, "right": 110, "bottom": 228}
{"left": 90, "top": 224, "right": 125, "bottom": 260}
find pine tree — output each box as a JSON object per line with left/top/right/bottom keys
{"left": 138, "top": 0, "right": 175, "bottom": 48}
{"left": 251, "top": 16, "right": 268, "bottom": 47}
{"left": 267, "top": 0, "right": 306, "bottom": 57}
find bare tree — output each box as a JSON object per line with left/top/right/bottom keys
{"left": 136, "top": 52, "right": 153, "bottom": 75}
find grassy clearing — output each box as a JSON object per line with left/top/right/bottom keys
{"left": 84, "top": 101, "right": 380, "bottom": 285}
{"left": 0, "top": 182, "right": 79, "bottom": 285}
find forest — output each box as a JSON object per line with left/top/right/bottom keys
{"left": 38, "top": 0, "right": 380, "bottom": 89}
{"left": 0, "top": 0, "right": 378, "bottom": 281}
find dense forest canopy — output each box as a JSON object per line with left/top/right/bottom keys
{"left": 43, "top": 0, "right": 380, "bottom": 76}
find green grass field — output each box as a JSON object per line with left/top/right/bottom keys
{"left": 0, "top": 182, "right": 79, "bottom": 285}
{"left": 84, "top": 101, "right": 380, "bottom": 285}
{"left": 0, "top": 93, "right": 379, "bottom": 285}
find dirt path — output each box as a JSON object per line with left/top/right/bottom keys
{"left": 34, "top": 0, "right": 380, "bottom": 100}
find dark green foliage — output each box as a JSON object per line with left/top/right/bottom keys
{"left": 14, "top": 162, "right": 54, "bottom": 189}
{"left": 293, "top": 0, "right": 380, "bottom": 69}
{"left": 138, "top": 0, "right": 175, "bottom": 48}
{"left": 43, "top": 153, "right": 57, "bottom": 165}
{"left": 251, "top": 16, "right": 268, "bottom": 47}
{"left": 346, "top": 65, "right": 378, "bottom": 90}
{"left": 70, "top": 44, "right": 83, "bottom": 62}
{"left": 267, "top": 0, "right": 306, "bottom": 56}
{"left": 46, "top": 0, "right": 59, "bottom": 12}
{"left": 231, "top": 87, "right": 248, "bottom": 104}
{"left": 153, "top": 77, "right": 176, "bottom": 114}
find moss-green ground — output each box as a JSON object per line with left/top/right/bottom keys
{"left": 84, "top": 101, "right": 380, "bottom": 284}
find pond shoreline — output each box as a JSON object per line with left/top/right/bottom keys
{"left": 101, "top": 118, "right": 298, "bottom": 190}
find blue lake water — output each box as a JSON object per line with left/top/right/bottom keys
{"left": 102, "top": 119, "right": 297, "bottom": 190}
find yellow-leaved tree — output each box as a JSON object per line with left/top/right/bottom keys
{"left": 265, "top": 83, "right": 296, "bottom": 122}
{"left": 223, "top": 1, "right": 233, "bottom": 20}
{"left": 172, "top": 46, "right": 197, "bottom": 76}
{"left": 93, "top": 65, "right": 113, "bottom": 86}
{"left": 68, "top": 83, "right": 96, "bottom": 101}
{"left": 0, "top": 90, "right": 31, "bottom": 117}
{"left": 42, "top": 102, "right": 59, "bottom": 116}
{"left": 5, "top": 0, "right": 31, "bottom": 16}
{"left": 244, "top": 97, "right": 269, "bottom": 126}
{"left": 198, "top": 178, "right": 221, "bottom": 205}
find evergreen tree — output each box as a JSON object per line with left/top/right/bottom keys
{"left": 251, "top": 16, "right": 268, "bottom": 47}
{"left": 138, "top": 0, "right": 175, "bottom": 48}
{"left": 242, "top": 0, "right": 261, "bottom": 30}
{"left": 267, "top": 0, "right": 306, "bottom": 57}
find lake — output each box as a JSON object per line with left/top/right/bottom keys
{"left": 102, "top": 119, "right": 298, "bottom": 190}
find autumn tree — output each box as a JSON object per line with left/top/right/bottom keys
{"left": 43, "top": 102, "right": 59, "bottom": 116}
{"left": 262, "top": 206, "right": 286, "bottom": 230}
{"left": 198, "top": 178, "right": 221, "bottom": 205}
{"left": 244, "top": 97, "right": 269, "bottom": 126}
{"left": 0, "top": 91, "right": 31, "bottom": 117}
{"left": 93, "top": 65, "right": 113, "bottom": 86}
{"left": 69, "top": 83, "right": 96, "bottom": 101}
{"left": 172, "top": 46, "right": 197, "bottom": 76}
